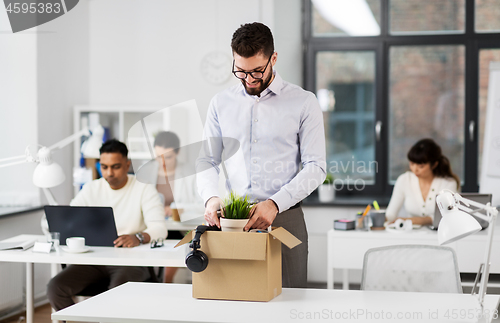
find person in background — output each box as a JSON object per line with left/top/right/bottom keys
{"left": 154, "top": 131, "right": 181, "bottom": 218}
{"left": 46, "top": 139, "right": 167, "bottom": 311}
{"left": 154, "top": 131, "right": 203, "bottom": 283}
{"left": 386, "top": 138, "right": 460, "bottom": 226}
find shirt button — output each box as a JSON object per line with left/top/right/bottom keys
{"left": 429, "top": 197, "right": 432, "bottom": 200}
{"left": 253, "top": 139, "right": 258, "bottom": 143}
{"left": 423, "top": 205, "right": 425, "bottom": 208}
{"left": 252, "top": 181, "right": 256, "bottom": 185}
{"left": 253, "top": 160, "right": 257, "bottom": 164}
{"left": 256, "top": 99, "right": 260, "bottom": 103}
{"left": 254, "top": 119, "right": 258, "bottom": 122}
{"left": 432, "top": 189, "right": 435, "bottom": 191}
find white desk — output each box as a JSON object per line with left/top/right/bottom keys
{"left": 53, "top": 282, "right": 500, "bottom": 323}
{"left": 327, "top": 227, "right": 500, "bottom": 289}
{"left": 0, "top": 234, "right": 187, "bottom": 323}
{"left": 166, "top": 217, "right": 204, "bottom": 232}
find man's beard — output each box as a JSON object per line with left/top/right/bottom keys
{"left": 242, "top": 71, "right": 273, "bottom": 96}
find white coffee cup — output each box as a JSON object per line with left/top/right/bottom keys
{"left": 66, "top": 237, "right": 85, "bottom": 250}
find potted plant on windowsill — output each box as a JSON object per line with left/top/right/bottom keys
{"left": 318, "top": 173, "right": 335, "bottom": 203}
{"left": 220, "top": 191, "right": 253, "bottom": 232}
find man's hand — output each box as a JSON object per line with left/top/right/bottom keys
{"left": 204, "top": 196, "right": 223, "bottom": 228}
{"left": 164, "top": 206, "right": 172, "bottom": 217}
{"left": 244, "top": 200, "right": 278, "bottom": 231}
{"left": 114, "top": 234, "right": 140, "bottom": 248}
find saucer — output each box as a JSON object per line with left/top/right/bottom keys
{"left": 61, "top": 246, "right": 90, "bottom": 253}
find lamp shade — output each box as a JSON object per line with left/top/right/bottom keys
{"left": 32, "top": 162, "right": 66, "bottom": 188}
{"left": 81, "top": 125, "right": 104, "bottom": 158}
{"left": 32, "top": 147, "right": 66, "bottom": 188}
{"left": 438, "top": 208, "right": 482, "bottom": 245}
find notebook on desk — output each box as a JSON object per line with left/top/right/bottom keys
{"left": 431, "top": 193, "right": 492, "bottom": 230}
{"left": 45, "top": 206, "right": 118, "bottom": 247}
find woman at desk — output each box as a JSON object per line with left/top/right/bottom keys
{"left": 386, "top": 138, "right": 460, "bottom": 226}
{"left": 154, "top": 131, "right": 201, "bottom": 283}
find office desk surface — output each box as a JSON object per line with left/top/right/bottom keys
{"left": 166, "top": 217, "right": 204, "bottom": 232}
{"left": 53, "top": 282, "right": 500, "bottom": 323}
{"left": 0, "top": 234, "right": 187, "bottom": 267}
{"left": 0, "top": 235, "right": 188, "bottom": 323}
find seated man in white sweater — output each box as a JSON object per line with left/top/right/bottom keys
{"left": 46, "top": 139, "right": 167, "bottom": 311}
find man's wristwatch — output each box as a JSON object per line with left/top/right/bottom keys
{"left": 135, "top": 232, "right": 144, "bottom": 244}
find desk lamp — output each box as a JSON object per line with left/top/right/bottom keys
{"left": 0, "top": 126, "right": 103, "bottom": 205}
{"left": 436, "top": 190, "right": 499, "bottom": 321}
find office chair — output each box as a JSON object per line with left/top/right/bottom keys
{"left": 361, "top": 245, "right": 462, "bottom": 293}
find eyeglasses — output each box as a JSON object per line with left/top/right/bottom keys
{"left": 232, "top": 54, "right": 273, "bottom": 80}
{"left": 150, "top": 238, "right": 164, "bottom": 249}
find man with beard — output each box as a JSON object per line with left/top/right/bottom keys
{"left": 45, "top": 139, "right": 167, "bottom": 311}
{"left": 197, "top": 22, "right": 326, "bottom": 288}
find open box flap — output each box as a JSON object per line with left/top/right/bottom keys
{"left": 269, "top": 227, "right": 301, "bottom": 249}
{"left": 174, "top": 232, "right": 193, "bottom": 248}
{"left": 175, "top": 227, "right": 301, "bottom": 251}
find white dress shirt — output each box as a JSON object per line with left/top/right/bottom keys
{"left": 386, "top": 171, "right": 459, "bottom": 222}
{"left": 197, "top": 71, "right": 326, "bottom": 212}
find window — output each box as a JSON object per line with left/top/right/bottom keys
{"left": 389, "top": 45, "right": 465, "bottom": 183}
{"left": 478, "top": 49, "right": 500, "bottom": 181}
{"left": 390, "top": 0, "right": 465, "bottom": 35}
{"left": 475, "top": 0, "right": 500, "bottom": 32}
{"left": 304, "top": 0, "right": 500, "bottom": 198}
{"left": 316, "top": 51, "right": 376, "bottom": 185}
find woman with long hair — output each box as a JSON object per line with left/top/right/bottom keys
{"left": 386, "top": 138, "right": 460, "bottom": 226}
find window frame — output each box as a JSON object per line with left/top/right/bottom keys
{"left": 303, "top": 0, "right": 500, "bottom": 199}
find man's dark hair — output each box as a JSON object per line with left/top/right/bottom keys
{"left": 99, "top": 139, "right": 128, "bottom": 158}
{"left": 231, "top": 22, "right": 274, "bottom": 58}
{"left": 154, "top": 131, "right": 181, "bottom": 154}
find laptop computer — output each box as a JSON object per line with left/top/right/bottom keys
{"left": 431, "top": 193, "right": 492, "bottom": 230}
{"left": 45, "top": 205, "right": 119, "bottom": 247}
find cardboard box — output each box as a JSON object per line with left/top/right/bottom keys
{"left": 176, "top": 227, "right": 301, "bottom": 301}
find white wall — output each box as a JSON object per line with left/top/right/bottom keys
{"left": 0, "top": 10, "right": 39, "bottom": 206}
{"left": 37, "top": 0, "right": 90, "bottom": 205}
{"left": 88, "top": 0, "right": 302, "bottom": 121}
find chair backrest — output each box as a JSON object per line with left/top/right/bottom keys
{"left": 361, "top": 245, "right": 462, "bottom": 293}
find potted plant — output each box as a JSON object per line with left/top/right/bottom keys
{"left": 220, "top": 191, "right": 253, "bottom": 232}
{"left": 318, "top": 173, "right": 335, "bottom": 202}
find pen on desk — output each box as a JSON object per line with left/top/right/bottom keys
{"left": 361, "top": 205, "right": 371, "bottom": 217}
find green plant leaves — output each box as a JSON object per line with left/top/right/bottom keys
{"left": 222, "top": 191, "right": 252, "bottom": 219}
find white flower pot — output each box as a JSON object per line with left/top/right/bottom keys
{"left": 220, "top": 218, "right": 249, "bottom": 232}
{"left": 318, "top": 184, "right": 335, "bottom": 202}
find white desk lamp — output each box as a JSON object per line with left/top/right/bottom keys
{"left": 0, "top": 126, "right": 103, "bottom": 205}
{"left": 436, "top": 190, "right": 499, "bottom": 320}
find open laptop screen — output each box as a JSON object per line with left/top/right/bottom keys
{"left": 45, "top": 205, "right": 119, "bottom": 247}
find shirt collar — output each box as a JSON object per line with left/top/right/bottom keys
{"left": 267, "top": 70, "right": 283, "bottom": 96}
